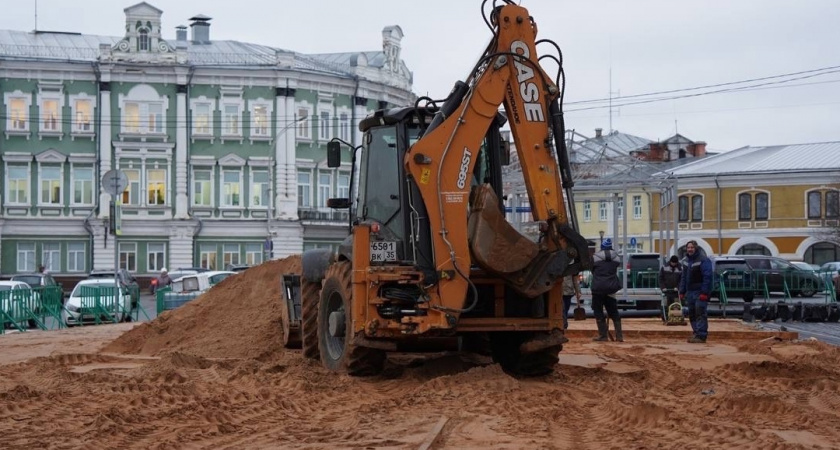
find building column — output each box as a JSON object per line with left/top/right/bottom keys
{"left": 175, "top": 84, "right": 189, "bottom": 219}
{"left": 275, "top": 85, "right": 298, "bottom": 220}
{"left": 168, "top": 223, "right": 196, "bottom": 269}
{"left": 98, "top": 81, "right": 112, "bottom": 219}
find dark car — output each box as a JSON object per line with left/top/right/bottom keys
{"left": 709, "top": 256, "right": 755, "bottom": 302}
{"left": 624, "top": 253, "right": 662, "bottom": 289}
{"left": 88, "top": 269, "right": 141, "bottom": 307}
{"left": 10, "top": 272, "right": 65, "bottom": 303}
{"left": 225, "top": 264, "right": 251, "bottom": 273}
{"left": 738, "top": 255, "right": 822, "bottom": 297}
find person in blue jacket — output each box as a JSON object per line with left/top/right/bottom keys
{"left": 679, "top": 240, "right": 713, "bottom": 343}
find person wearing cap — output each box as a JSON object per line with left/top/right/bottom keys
{"left": 679, "top": 240, "right": 713, "bottom": 343}
{"left": 590, "top": 238, "right": 623, "bottom": 342}
{"left": 659, "top": 255, "right": 683, "bottom": 314}
{"left": 152, "top": 267, "right": 172, "bottom": 294}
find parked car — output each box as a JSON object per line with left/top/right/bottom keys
{"left": 0, "top": 280, "right": 38, "bottom": 329}
{"left": 62, "top": 278, "right": 133, "bottom": 326}
{"left": 791, "top": 261, "right": 820, "bottom": 272}
{"left": 88, "top": 269, "right": 140, "bottom": 308}
{"left": 225, "top": 264, "right": 251, "bottom": 273}
{"left": 709, "top": 256, "right": 755, "bottom": 302}
{"left": 10, "top": 272, "right": 64, "bottom": 303}
{"left": 820, "top": 261, "right": 840, "bottom": 278}
{"left": 204, "top": 270, "right": 236, "bottom": 286}
{"left": 160, "top": 273, "right": 212, "bottom": 312}
{"left": 738, "top": 255, "right": 822, "bottom": 297}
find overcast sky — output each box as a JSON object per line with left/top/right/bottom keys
{"left": 2, "top": 0, "right": 839, "bottom": 151}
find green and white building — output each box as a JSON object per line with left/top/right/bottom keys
{"left": 0, "top": 2, "right": 414, "bottom": 283}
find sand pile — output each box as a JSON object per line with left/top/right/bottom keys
{"left": 103, "top": 256, "right": 301, "bottom": 360}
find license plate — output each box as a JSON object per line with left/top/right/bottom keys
{"left": 728, "top": 275, "right": 742, "bottom": 280}
{"left": 370, "top": 241, "right": 397, "bottom": 262}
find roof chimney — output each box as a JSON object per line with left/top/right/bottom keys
{"left": 595, "top": 128, "right": 603, "bottom": 138}
{"left": 176, "top": 25, "right": 187, "bottom": 42}
{"left": 189, "top": 14, "right": 212, "bottom": 44}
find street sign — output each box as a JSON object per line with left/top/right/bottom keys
{"left": 630, "top": 237, "right": 637, "bottom": 247}
{"left": 102, "top": 169, "right": 128, "bottom": 197}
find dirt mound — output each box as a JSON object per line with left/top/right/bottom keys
{"left": 103, "top": 256, "right": 301, "bottom": 360}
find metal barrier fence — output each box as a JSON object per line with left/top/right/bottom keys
{"left": 155, "top": 286, "right": 203, "bottom": 314}
{"left": 1, "top": 286, "right": 64, "bottom": 334}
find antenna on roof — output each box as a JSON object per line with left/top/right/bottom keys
{"left": 34, "top": 0, "right": 38, "bottom": 31}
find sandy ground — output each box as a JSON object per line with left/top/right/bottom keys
{"left": 1, "top": 257, "right": 839, "bottom": 449}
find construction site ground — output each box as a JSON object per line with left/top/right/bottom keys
{"left": 1, "top": 257, "right": 839, "bottom": 449}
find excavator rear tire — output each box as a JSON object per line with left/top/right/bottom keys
{"left": 489, "top": 331, "right": 560, "bottom": 377}
{"left": 301, "top": 278, "right": 321, "bottom": 360}
{"left": 318, "top": 261, "right": 385, "bottom": 376}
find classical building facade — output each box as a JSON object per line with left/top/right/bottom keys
{"left": 0, "top": 2, "right": 414, "bottom": 283}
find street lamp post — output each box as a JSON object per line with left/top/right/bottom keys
{"left": 599, "top": 230, "right": 605, "bottom": 245}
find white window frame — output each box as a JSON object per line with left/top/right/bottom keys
{"left": 337, "top": 108, "right": 351, "bottom": 142}
{"left": 38, "top": 164, "right": 63, "bottom": 206}
{"left": 298, "top": 169, "right": 312, "bottom": 208}
{"left": 250, "top": 169, "right": 269, "bottom": 209}
{"left": 221, "top": 168, "right": 243, "bottom": 208}
{"left": 337, "top": 171, "right": 350, "bottom": 199}
{"left": 5, "top": 90, "right": 32, "bottom": 138}
{"left": 6, "top": 163, "right": 31, "bottom": 205}
{"left": 199, "top": 244, "right": 217, "bottom": 270}
{"left": 249, "top": 98, "right": 273, "bottom": 142}
{"left": 39, "top": 94, "right": 63, "bottom": 136}
{"left": 295, "top": 102, "right": 313, "bottom": 141}
{"left": 245, "top": 243, "right": 263, "bottom": 266}
{"left": 119, "top": 242, "right": 137, "bottom": 272}
{"left": 118, "top": 85, "right": 169, "bottom": 137}
{"left": 138, "top": 28, "right": 150, "bottom": 51}
{"left": 583, "top": 200, "right": 591, "bottom": 222}
{"left": 617, "top": 196, "right": 624, "bottom": 220}
{"left": 146, "top": 167, "right": 167, "bottom": 206}
{"left": 633, "top": 195, "right": 642, "bottom": 220}
{"left": 599, "top": 200, "right": 608, "bottom": 222}
{"left": 17, "top": 243, "right": 36, "bottom": 273}
{"left": 222, "top": 102, "right": 242, "bottom": 138}
{"left": 69, "top": 93, "right": 95, "bottom": 139}
{"left": 190, "top": 96, "right": 216, "bottom": 142}
{"left": 42, "top": 242, "right": 61, "bottom": 273}
{"left": 67, "top": 242, "right": 86, "bottom": 273}
{"left": 223, "top": 244, "right": 240, "bottom": 268}
{"left": 318, "top": 171, "right": 332, "bottom": 210}
{"left": 121, "top": 168, "right": 141, "bottom": 206}
{"left": 70, "top": 165, "right": 94, "bottom": 206}
{"left": 192, "top": 167, "right": 214, "bottom": 207}
{"left": 319, "top": 109, "right": 331, "bottom": 141}
{"left": 147, "top": 242, "right": 166, "bottom": 272}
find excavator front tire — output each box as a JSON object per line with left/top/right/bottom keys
{"left": 490, "top": 331, "right": 561, "bottom": 377}
{"left": 318, "top": 261, "right": 385, "bottom": 376}
{"left": 301, "top": 278, "right": 321, "bottom": 360}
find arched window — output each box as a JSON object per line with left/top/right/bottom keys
{"left": 138, "top": 29, "right": 149, "bottom": 51}
{"left": 678, "top": 194, "right": 702, "bottom": 222}
{"left": 738, "top": 191, "right": 770, "bottom": 221}
{"left": 804, "top": 242, "right": 840, "bottom": 265}
{"left": 736, "top": 244, "right": 771, "bottom": 256}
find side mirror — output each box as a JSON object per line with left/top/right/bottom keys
{"left": 327, "top": 197, "right": 351, "bottom": 209}
{"left": 327, "top": 141, "right": 341, "bottom": 168}
{"left": 500, "top": 140, "right": 511, "bottom": 166}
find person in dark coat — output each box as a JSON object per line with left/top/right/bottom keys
{"left": 679, "top": 241, "right": 713, "bottom": 343}
{"left": 590, "top": 238, "right": 623, "bottom": 342}
{"left": 659, "top": 255, "right": 682, "bottom": 305}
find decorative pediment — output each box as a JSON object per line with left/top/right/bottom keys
{"left": 35, "top": 148, "right": 67, "bottom": 163}
{"left": 219, "top": 153, "right": 246, "bottom": 167}
{"left": 124, "top": 2, "right": 163, "bottom": 16}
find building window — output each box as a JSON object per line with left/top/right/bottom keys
{"left": 123, "top": 102, "right": 164, "bottom": 134}
{"left": 583, "top": 200, "right": 591, "bottom": 222}
{"left": 17, "top": 243, "right": 36, "bottom": 273}
{"left": 339, "top": 112, "right": 350, "bottom": 141}
{"left": 827, "top": 191, "right": 839, "bottom": 219}
{"left": 755, "top": 192, "right": 769, "bottom": 220}
{"left": 200, "top": 245, "right": 217, "bottom": 270}
{"left": 251, "top": 104, "right": 269, "bottom": 137}
{"left": 319, "top": 110, "right": 331, "bottom": 141}
{"left": 223, "top": 104, "right": 240, "bottom": 136}
{"left": 808, "top": 191, "right": 821, "bottom": 219}
{"left": 122, "top": 169, "right": 141, "bottom": 206}
{"left": 72, "top": 167, "right": 94, "bottom": 205}
{"left": 251, "top": 170, "right": 269, "bottom": 208}
{"left": 337, "top": 172, "right": 350, "bottom": 199}
{"left": 296, "top": 108, "right": 310, "bottom": 140}
{"left": 679, "top": 194, "right": 703, "bottom": 222}
{"left": 222, "top": 170, "right": 241, "bottom": 207}
{"left": 808, "top": 190, "right": 839, "bottom": 220}
{"left": 193, "top": 103, "right": 212, "bottom": 135}
{"left": 67, "top": 242, "right": 85, "bottom": 272}
{"left": 119, "top": 242, "right": 137, "bottom": 272}
{"left": 738, "top": 193, "right": 752, "bottom": 220}
{"left": 298, "top": 170, "right": 311, "bottom": 207}
{"left": 138, "top": 29, "right": 149, "bottom": 51}
{"left": 245, "top": 243, "right": 262, "bottom": 266}
{"left": 40, "top": 166, "right": 62, "bottom": 205}
{"left": 147, "top": 243, "right": 165, "bottom": 272}
{"left": 147, "top": 168, "right": 166, "bottom": 205}
{"left": 599, "top": 200, "right": 607, "bottom": 222}
{"left": 8, "top": 165, "right": 30, "bottom": 205}
{"left": 318, "top": 171, "right": 332, "bottom": 208}
{"left": 72, "top": 98, "right": 93, "bottom": 133}
{"left": 42, "top": 242, "right": 60, "bottom": 272}
{"left": 223, "top": 244, "right": 240, "bottom": 268}
{"left": 633, "top": 195, "right": 642, "bottom": 219}
{"left": 41, "top": 99, "right": 60, "bottom": 132}
{"left": 617, "top": 196, "right": 624, "bottom": 219}
{"left": 8, "top": 96, "right": 29, "bottom": 131}
{"left": 192, "top": 169, "right": 212, "bottom": 207}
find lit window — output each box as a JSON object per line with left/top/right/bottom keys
{"left": 122, "top": 170, "right": 141, "bottom": 206}
{"left": 8, "top": 165, "right": 30, "bottom": 204}
{"left": 123, "top": 102, "right": 164, "bottom": 134}
{"left": 251, "top": 171, "right": 269, "bottom": 207}
{"left": 222, "top": 170, "right": 241, "bottom": 207}
{"left": 223, "top": 244, "right": 240, "bottom": 267}
{"left": 9, "top": 97, "right": 28, "bottom": 131}
{"left": 194, "top": 103, "right": 212, "bottom": 135}
{"left": 200, "top": 245, "right": 217, "bottom": 270}
{"left": 245, "top": 243, "right": 262, "bottom": 266}
{"left": 147, "top": 169, "right": 166, "bottom": 205}
{"left": 40, "top": 166, "right": 62, "bottom": 205}
{"left": 252, "top": 105, "right": 268, "bottom": 137}
{"left": 223, "top": 104, "right": 240, "bottom": 135}
{"left": 73, "top": 99, "right": 93, "bottom": 133}
{"left": 41, "top": 99, "right": 60, "bottom": 132}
